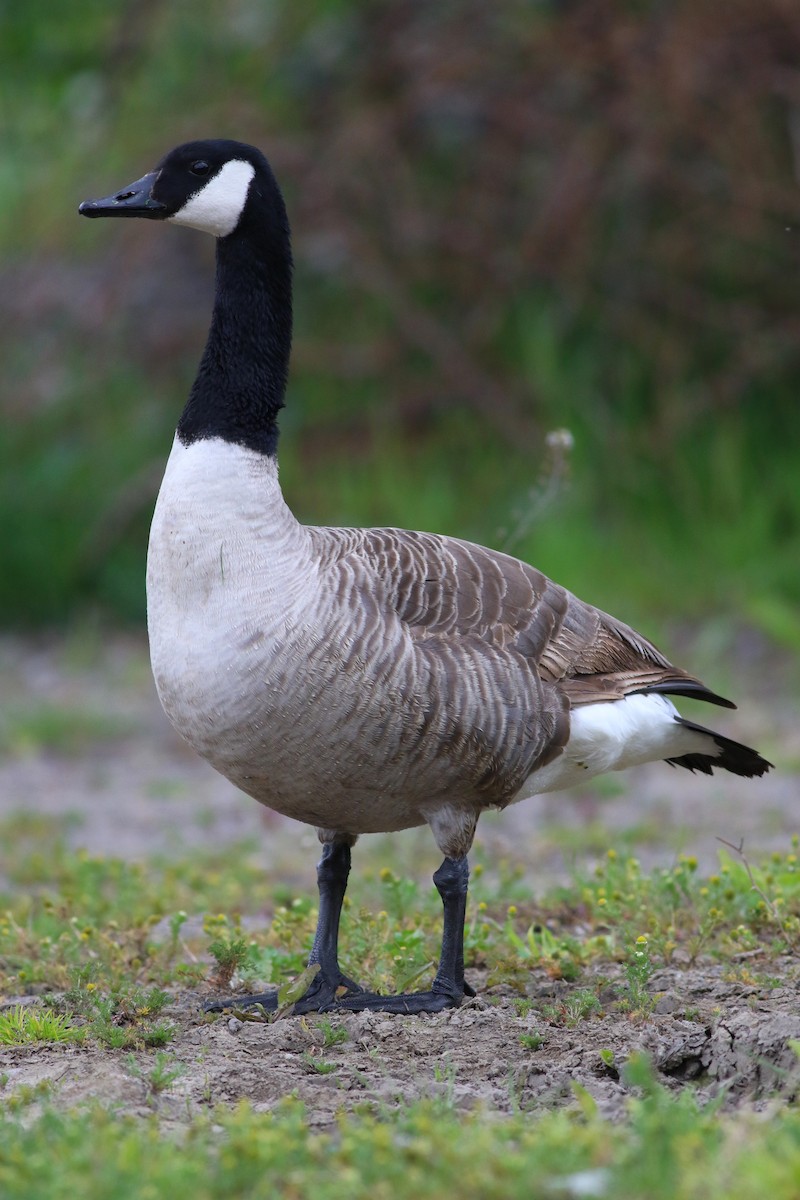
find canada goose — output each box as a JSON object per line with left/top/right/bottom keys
{"left": 80, "top": 140, "right": 771, "bottom": 1015}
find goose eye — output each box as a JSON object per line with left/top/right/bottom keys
{"left": 190, "top": 160, "right": 210, "bottom": 176}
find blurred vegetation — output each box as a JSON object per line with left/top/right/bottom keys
{"left": 1, "top": 0, "right": 799, "bottom": 640}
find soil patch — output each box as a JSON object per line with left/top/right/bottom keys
{"left": 3, "top": 960, "right": 799, "bottom": 1127}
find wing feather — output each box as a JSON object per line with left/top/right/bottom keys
{"left": 308, "top": 525, "right": 729, "bottom": 806}
{"left": 321, "top": 527, "right": 722, "bottom": 705}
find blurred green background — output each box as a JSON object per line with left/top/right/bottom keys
{"left": 2, "top": 0, "right": 799, "bottom": 646}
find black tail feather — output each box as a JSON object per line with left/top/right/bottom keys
{"left": 665, "top": 717, "right": 772, "bottom": 779}
{"left": 635, "top": 680, "right": 737, "bottom": 710}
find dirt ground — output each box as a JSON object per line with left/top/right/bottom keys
{"left": 3, "top": 965, "right": 800, "bottom": 1126}
{"left": 0, "top": 632, "right": 798, "bottom": 1123}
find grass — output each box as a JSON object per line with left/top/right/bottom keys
{"left": 0, "top": 815, "right": 799, "bottom": 1195}
{"left": 1, "top": 1079, "right": 800, "bottom": 1200}
{"left": 0, "top": 1006, "right": 82, "bottom": 1046}
{"left": 0, "top": 815, "right": 798, "bottom": 1010}
{"left": 4, "top": 337, "right": 800, "bottom": 643}
{"left": 0, "top": 703, "right": 133, "bottom": 758}
{"left": 124, "top": 1051, "right": 185, "bottom": 1100}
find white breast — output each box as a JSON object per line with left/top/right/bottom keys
{"left": 147, "top": 438, "right": 314, "bottom": 761}
{"left": 145, "top": 438, "right": 429, "bottom": 834}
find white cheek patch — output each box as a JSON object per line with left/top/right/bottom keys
{"left": 168, "top": 160, "right": 256, "bottom": 238}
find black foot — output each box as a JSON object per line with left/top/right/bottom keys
{"left": 321, "top": 987, "right": 463, "bottom": 1015}
{"left": 204, "top": 989, "right": 280, "bottom": 1014}
{"left": 204, "top": 979, "right": 465, "bottom": 1016}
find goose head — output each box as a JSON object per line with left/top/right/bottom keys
{"left": 79, "top": 139, "right": 280, "bottom": 240}
{"left": 79, "top": 140, "right": 293, "bottom": 456}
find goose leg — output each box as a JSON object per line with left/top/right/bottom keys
{"left": 204, "top": 840, "right": 362, "bottom": 1013}
{"left": 292, "top": 841, "right": 366, "bottom": 1011}
{"left": 431, "top": 856, "right": 473, "bottom": 1000}
{"left": 205, "top": 852, "right": 472, "bottom": 1016}
{"left": 321, "top": 855, "right": 473, "bottom": 1014}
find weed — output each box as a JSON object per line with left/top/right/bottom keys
{"left": 519, "top": 1032, "right": 545, "bottom": 1050}
{"left": 486, "top": 911, "right": 582, "bottom": 991}
{"left": 576, "top": 843, "right": 800, "bottom": 969}
{"left": 0, "top": 1006, "right": 83, "bottom": 1046}
{"left": 620, "top": 934, "right": 656, "bottom": 1015}
{"left": 301, "top": 1052, "right": 337, "bottom": 1075}
{"left": 2, "top": 1079, "right": 56, "bottom": 1114}
{"left": 275, "top": 964, "right": 322, "bottom": 1015}
{"left": 314, "top": 1018, "right": 348, "bottom": 1048}
{"left": 378, "top": 868, "right": 421, "bottom": 922}
{"left": 137, "top": 1022, "right": 176, "bottom": 1048}
{"left": 57, "top": 974, "right": 175, "bottom": 1050}
{"left": 206, "top": 934, "right": 257, "bottom": 990}
{"left": 542, "top": 989, "right": 601, "bottom": 1027}
{"left": 125, "top": 1051, "right": 184, "bottom": 1098}
{"left": 167, "top": 910, "right": 189, "bottom": 954}
{"left": 431, "top": 1059, "right": 458, "bottom": 1108}
{"left": 718, "top": 837, "right": 800, "bottom": 952}
{"left": 0, "top": 1083, "right": 797, "bottom": 1198}
{"left": 599, "top": 1048, "right": 616, "bottom": 1070}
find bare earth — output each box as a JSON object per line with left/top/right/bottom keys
{"left": 0, "top": 632, "right": 798, "bottom": 1122}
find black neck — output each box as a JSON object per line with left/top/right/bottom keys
{"left": 176, "top": 199, "right": 292, "bottom": 457}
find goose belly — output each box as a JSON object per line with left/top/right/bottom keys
{"left": 149, "top": 589, "right": 427, "bottom": 832}
{"left": 154, "top": 633, "right": 461, "bottom": 839}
